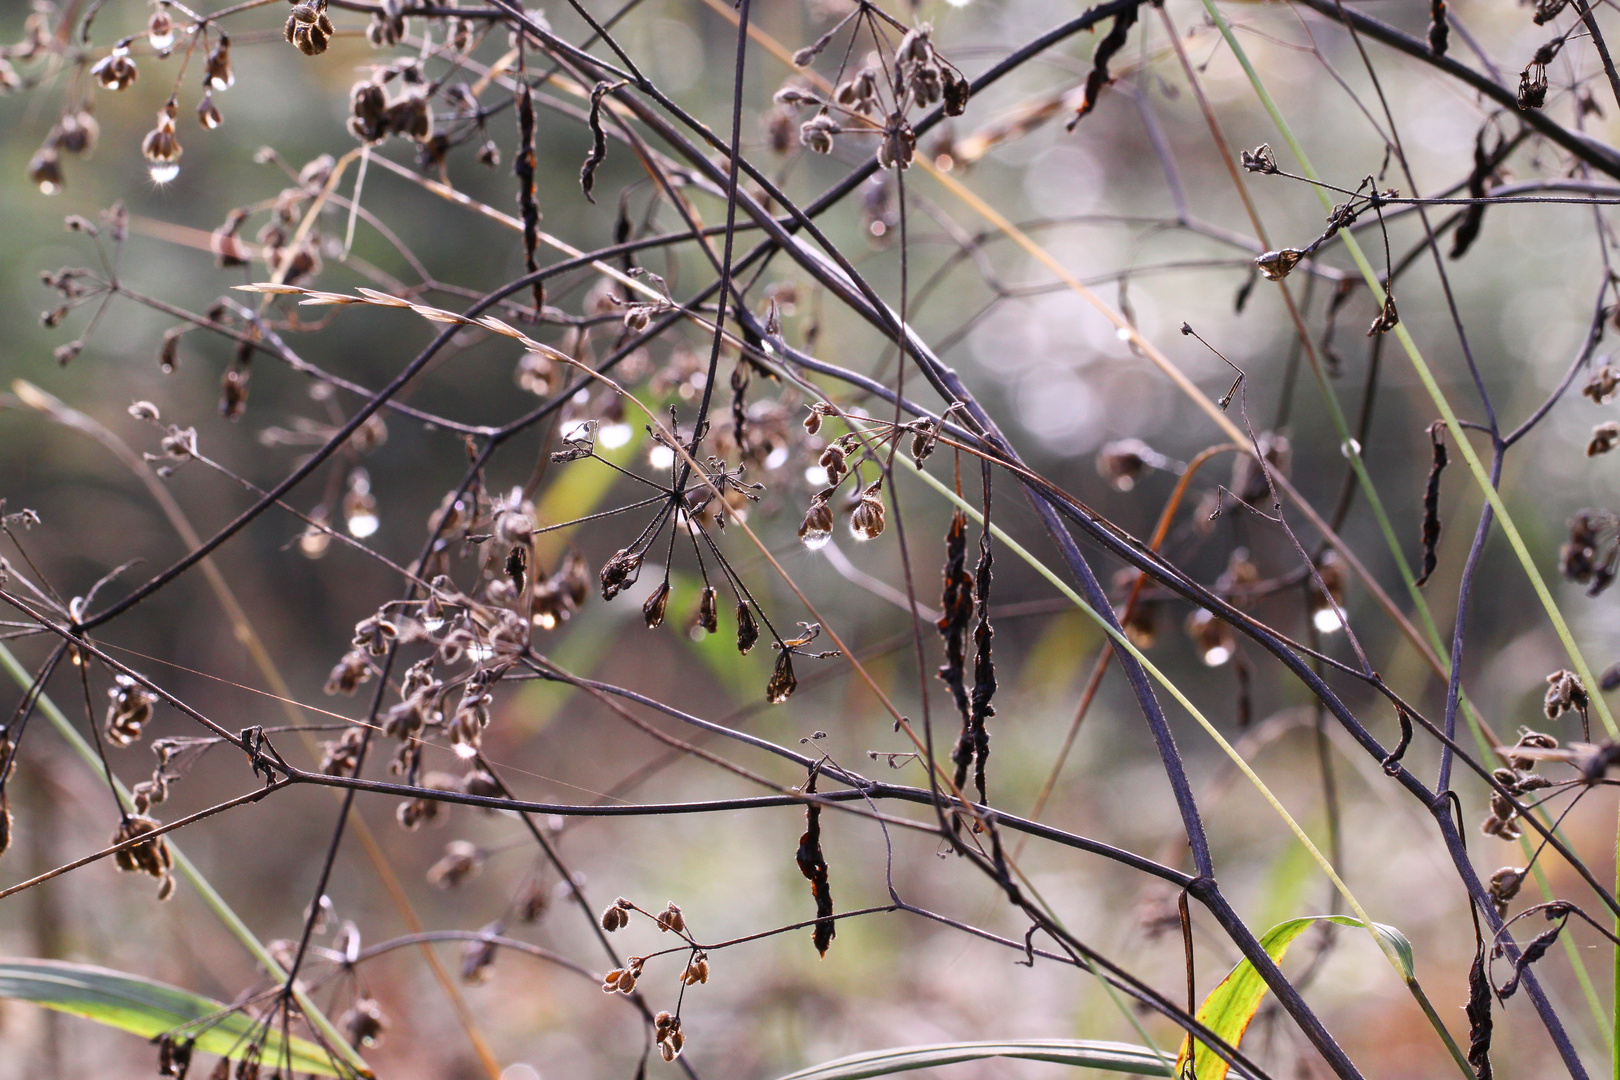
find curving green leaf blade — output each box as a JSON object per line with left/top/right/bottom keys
{"left": 0, "top": 958, "right": 347, "bottom": 1076}
{"left": 1176, "top": 915, "right": 1414, "bottom": 1080}
{"left": 770, "top": 1038, "right": 1172, "bottom": 1080}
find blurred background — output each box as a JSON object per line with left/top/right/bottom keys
{"left": 1, "top": 0, "right": 1619, "bottom": 1077}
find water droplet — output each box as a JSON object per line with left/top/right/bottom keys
{"left": 37, "top": 179, "right": 60, "bottom": 195}
{"left": 148, "top": 163, "right": 179, "bottom": 184}
{"left": 801, "top": 531, "right": 830, "bottom": 552}
{"left": 346, "top": 512, "right": 379, "bottom": 539}
{"left": 1313, "top": 607, "right": 1344, "bottom": 634}
{"left": 1202, "top": 644, "right": 1232, "bottom": 667}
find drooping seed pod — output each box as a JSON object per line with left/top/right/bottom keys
{"left": 696, "top": 587, "right": 718, "bottom": 634}
{"left": 849, "top": 482, "right": 886, "bottom": 541}
{"left": 91, "top": 48, "right": 138, "bottom": 91}
{"left": 140, "top": 100, "right": 182, "bottom": 184}
{"left": 147, "top": 8, "right": 175, "bottom": 53}
{"left": 736, "top": 602, "right": 759, "bottom": 655}
{"left": 798, "top": 495, "right": 833, "bottom": 550}
{"left": 204, "top": 33, "right": 234, "bottom": 90}
{"left": 643, "top": 581, "right": 670, "bottom": 628}
{"left": 767, "top": 650, "right": 797, "bottom": 704}
{"left": 105, "top": 673, "right": 155, "bottom": 748}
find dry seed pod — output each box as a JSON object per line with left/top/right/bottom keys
{"left": 767, "top": 650, "right": 797, "bottom": 704}
{"left": 736, "top": 602, "right": 759, "bottom": 654}
{"left": 1589, "top": 421, "right": 1620, "bottom": 456}
{"left": 427, "top": 840, "right": 484, "bottom": 889}
{"left": 286, "top": 1, "right": 336, "bottom": 56}
{"left": 798, "top": 496, "right": 833, "bottom": 550}
{"left": 53, "top": 110, "right": 98, "bottom": 156}
{"left": 656, "top": 901, "right": 685, "bottom": 933}
{"left": 600, "top": 903, "right": 629, "bottom": 931}
{"left": 341, "top": 997, "right": 387, "bottom": 1048}
{"left": 141, "top": 99, "right": 183, "bottom": 183}
{"left": 695, "top": 586, "right": 719, "bottom": 635}
{"left": 112, "top": 814, "right": 175, "bottom": 899}
{"left": 679, "top": 953, "right": 709, "bottom": 985}
{"left": 849, "top": 482, "right": 886, "bottom": 541}
{"left": 1254, "top": 248, "right": 1304, "bottom": 281}
{"left": 91, "top": 48, "right": 138, "bottom": 91}
{"left": 1186, "top": 608, "right": 1235, "bottom": 667}
{"left": 599, "top": 547, "right": 644, "bottom": 601}
{"left": 1583, "top": 362, "right": 1620, "bottom": 404}
{"left": 105, "top": 673, "right": 155, "bottom": 748}
{"left": 204, "top": 34, "right": 235, "bottom": 90}
{"left": 28, "top": 147, "right": 63, "bottom": 194}
{"left": 148, "top": 8, "right": 175, "bottom": 52}
{"left": 643, "top": 581, "right": 671, "bottom": 628}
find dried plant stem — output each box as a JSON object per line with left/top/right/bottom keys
{"left": 0, "top": 641, "right": 371, "bottom": 1077}
{"left": 905, "top": 457, "right": 1475, "bottom": 1079}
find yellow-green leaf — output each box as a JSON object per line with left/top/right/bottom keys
{"left": 1176, "top": 916, "right": 1412, "bottom": 1080}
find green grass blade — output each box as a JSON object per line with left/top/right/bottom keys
{"left": 0, "top": 958, "right": 342, "bottom": 1075}
{"left": 769, "top": 1038, "right": 1172, "bottom": 1080}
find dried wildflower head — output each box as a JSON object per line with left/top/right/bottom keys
{"left": 1310, "top": 550, "right": 1348, "bottom": 633}
{"left": 767, "top": 650, "right": 797, "bottom": 704}
{"left": 1584, "top": 362, "right": 1620, "bottom": 404}
{"left": 694, "top": 586, "right": 719, "bottom": 635}
{"left": 654, "top": 1012, "right": 685, "bottom": 1061}
{"left": 91, "top": 47, "right": 138, "bottom": 91}
{"left": 599, "top": 547, "right": 644, "bottom": 601}
{"left": 396, "top": 773, "right": 458, "bottom": 830}
{"left": 141, "top": 100, "right": 182, "bottom": 184}
{"left": 849, "top": 481, "right": 886, "bottom": 541}
{"left": 147, "top": 8, "right": 175, "bottom": 52}
{"left": 367, "top": 2, "right": 408, "bottom": 47}
{"left": 736, "top": 602, "right": 760, "bottom": 655}
{"left": 656, "top": 901, "right": 686, "bottom": 933}
{"left": 1544, "top": 669, "right": 1588, "bottom": 721}
{"left": 105, "top": 673, "right": 155, "bottom": 748}
{"left": 1487, "top": 866, "right": 1524, "bottom": 917}
{"left": 205, "top": 34, "right": 235, "bottom": 90}
{"left": 800, "top": 114, "right": 839, "bottom": 154}
{"left": 1589, "top": 421, "right": 1620, "bottom": 457}
{"left": 679, "top": 952, "right": 710, "bottom": 985}
{"left": 1560, "top": 510, "right": 1619, "bottom": 595}
{"left": 341, "top": 997, "right": 386, "bottom": 1049}
{"left": 427, "top": 839, "right": 484, "bottom": 889}
{"left": 819, "top": 442, "right": 848, "bottom": 485}
{"left": 600, "top": 898, "right": 631, "bottom": 931}
{"left": 798, "top": 494, "right": 834, "bottom": 550}
{"left": 1254, "top": 248, "right": 1305, "bottom": 282}
{"left": 461, "top": 922, "right": 500, "bottom": 984}
{"left": 113, "top": 814, "right": 175, "bottom": 899}
{"left": 1518, "top": 62, "right": 1549, "bottom": 110}
{"left": 320, "top": 727, "right": 365, "bottom": 776}
{"left": 1186, "top": 608, "right": 1235, "bottom": 667}
{"left": 53, "top": 110, "right": 99, "bottom": 156}
{"left": 28, "top": 146, "right": 63, "bottom": 195}
{"left": 602, "top": 956, "right": 644, "bottom": 994}
{"left": 1508, "top": 729, "right": 1559, "bottom": 771}
{"left": 1096, "top": 438, "right": 1164, "bottom": 492}
{"left": 286, "top": 1, "right": 336, "bottom": 56}
{"left": 325, "top": 649, "right": 372, "bottom": 696}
